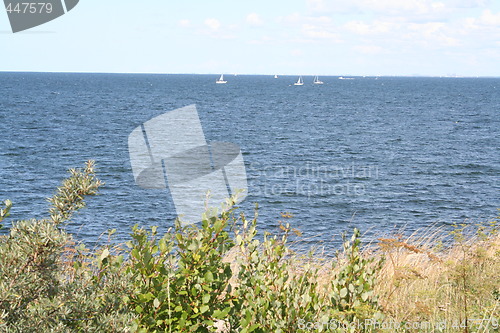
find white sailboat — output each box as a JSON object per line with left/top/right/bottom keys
{"left": 313, "top": 75, "right": 324, "bottom": 84}
{"left": 274, "top": 74, "right": 278, "bottom": 79}
{"left": 216, "top": 74, "right": 227, "bottom": 84}
{"left": 294, "top": 76, "right": 304, "bottom": 86}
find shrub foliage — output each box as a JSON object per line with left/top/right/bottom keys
{"left": 1, "top": 161, "right": 498, "bottom": 332}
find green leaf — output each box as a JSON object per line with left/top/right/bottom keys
{"left": 248, "top": 324, "right": 260, "bottom": 332}
{"left": 204, "top": 271, "right": 214, "bottom": 282}
{"left": 153, "top": 298, "right": 160, "bottom": 308}
{"left": 131, "top": 248, "right": 140, "bottom": 260}
{"left": 100, "top": 248, "right": 110, "bottom": 262}
{"left": 159, "top": 239, "right": 167, "bottom": 253}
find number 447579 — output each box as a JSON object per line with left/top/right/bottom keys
{"left": 5, "top": 2, "right": 53, "bottom": 14}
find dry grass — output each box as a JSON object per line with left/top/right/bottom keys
{"left": 249, "top": 220, "right": 500, "bottom": 331}
{"left": 218, "top": 216, "right": 500, "bottom": 332}
{"left": 374, "top": 223, "right": 500, "bottom": 331}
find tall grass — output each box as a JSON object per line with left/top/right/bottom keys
{"left": 375, "top": 221, "right": 499, "bottom": 332}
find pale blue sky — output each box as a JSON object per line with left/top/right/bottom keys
{"left": 1, "top": 0, "right": 499, "bottom": 76}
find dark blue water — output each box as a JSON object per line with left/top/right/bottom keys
{"left": 0, "top": 73, "right": 498, "bottom": 248}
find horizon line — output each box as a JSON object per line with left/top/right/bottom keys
{"left": 1, "top": 70, "right": 499, "bottom": 78}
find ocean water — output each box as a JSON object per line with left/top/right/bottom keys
{"left": 0, "top": 73, "right": 498, "bottom": 248}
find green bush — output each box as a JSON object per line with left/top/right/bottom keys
{"left": 0, "top": 161, "right": 389, "bottom": 332}
{"left": 124, "top": 206, "right": 235, "bottom": 332}
{"left": 0, "top": 161, "right": 132, "bottom": 332}
{"left": 230, "top": 216, "right": 325, "bottom": 332}
{"left": 330, "top": 229, "right": 384, "bottom": 323}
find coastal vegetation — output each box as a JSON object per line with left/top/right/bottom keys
{"left": 0, "top": 162, "right": 498, "bottom": 332}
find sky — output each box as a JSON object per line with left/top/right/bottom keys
{"left": 1, "top": 0, "right": 500, "bottom": 76}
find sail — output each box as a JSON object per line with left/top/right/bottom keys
{"left": 216, "top": 74, "right": 227, "bottom": 83}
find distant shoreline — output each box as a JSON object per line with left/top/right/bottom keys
{"left": 1, "top": 71, "right": 499, "bottom": 78}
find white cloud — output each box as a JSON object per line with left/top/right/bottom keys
{"left": 246, "top": 13, "right": 264, "bottom": 26}
{"left": 178, "top": 19, "right": 191, "bottom": 28}
{"left": 463, "top": 9, "right": 500, "bottom": 32}
{"left": 359, "top": 0, "right": 455, "bottom": 19}
{"left": 278, "top": 12, "right": 331, "bottom": 26}
{"left": 198, "top": 19, "right": 238, "bottom": 40}
{"left": 344, "top": 21, "right": 371, "bottom": 35}
{"left": 408, "top": 21, "right": 445, "bottom": 34}
{"left": 302, "top": 24, "right": 340, "bottom": 40}
{"left": 315, "top": 16, "right": 334, "bottom": 24}
{"left": 306, "top": 0, "right": 358, "bottom": 14}
{"left": 354, "top": 45, "right": 385, "bottom": 54}
{"left": 431, "top": 2, "right": 446, "bottom": 10}
{"left": 362, "top": 0, "right": 430, "bottom": 14}
{"left": 307, "top": 0, "right": 327, "bottom": 12}
{"left": 344, "top": 20, "right": 398, "bottom": 35}
{"left": 307, "top": 0, "right": 449, "bottom": 16}
{"left": 204, "top": 18, "right": 221, "bottom": 31}
{"left": 249, "top": 0, "right": 496, "bottom": 74}
{"left": 248, "top": 35, "right": 273, "bottom": 44}
{"left": 450, "top": 0, "right": 490, "bottom": 8}
{"left": 478, "top": 9, "right": 500, "bottom": 26}
{"left": 276, "top": 12, "right": 341, "bottom": 43}
{"left": 278, "top": 12, "right": 302, "bottom": 24}
{"left": 404, "top": 21, "right": 462, "bottom": 47}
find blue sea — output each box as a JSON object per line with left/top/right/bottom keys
{"left": 0, "top": 73, "right": 498, "bottom": 248}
